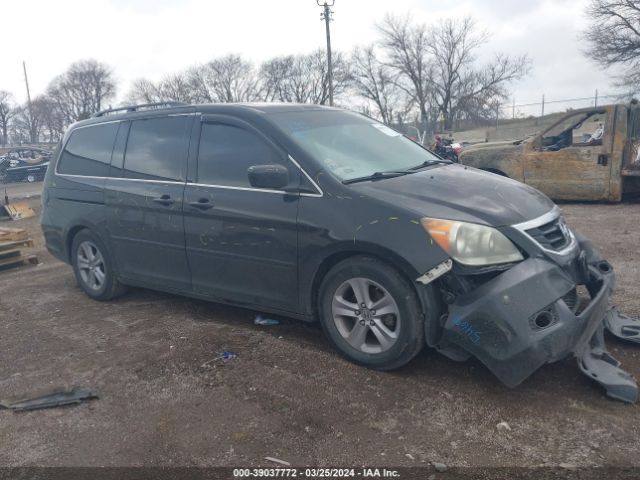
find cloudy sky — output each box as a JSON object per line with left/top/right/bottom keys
{"left": 2, "top": 0, "right": 618, "bottom": 115}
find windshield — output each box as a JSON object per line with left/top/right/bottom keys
{"left": 269, "top": 110, "right": 445, "bottom": 181}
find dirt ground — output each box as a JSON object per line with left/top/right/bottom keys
{"left": 0, "top": 196, "right": 639, "bottom": 469}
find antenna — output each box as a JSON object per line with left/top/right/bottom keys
{"left": 316, "top": 1, "right": 335, "bottom": 106}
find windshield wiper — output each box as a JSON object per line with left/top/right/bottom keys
{"left": 407, "top": 159, "right": 452, "bottom": 171}
{"left": 343, "top": 170, "right": 411, "bottom": 185}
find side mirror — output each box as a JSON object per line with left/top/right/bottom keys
{"left": 247, "top": 164, "right": 289, "bottom": 189}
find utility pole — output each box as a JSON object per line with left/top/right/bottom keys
{"left": 317, "top": 1, "right": 335, "bottom": 106}
{"left": 541, "top": 94, "right": 545, "bottom": 118}
{"left": 594, "top": 88, "right": 599, "bottom": 107}
{"left": 23, "top": 61, "right": 34, "bottom": 144}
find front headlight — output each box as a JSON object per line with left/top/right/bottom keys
{"left": 421, "top": 218, "right": 524, "bottom": 266}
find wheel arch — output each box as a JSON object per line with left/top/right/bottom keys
{"left": 307, "top": 243, "right": 424, "bottom": 322}
{"left": 65, "top": 225, "right": 95, "bottom": 263}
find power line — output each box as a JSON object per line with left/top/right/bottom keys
{"left": 511, "top": 93, "right": 623, "bottom": 109}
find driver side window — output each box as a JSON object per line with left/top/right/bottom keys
{"left": 540, "top": 110, "right": 606, "bottom": 152}
{"left": 196, "top": 123, "right": 290, "bottom": 188}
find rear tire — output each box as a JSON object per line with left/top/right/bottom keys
{"left": 71, "top": 229, "right": 127, "bottom": 301}
{"left": 318, "top": 255, "right": 425, "bottom": 370}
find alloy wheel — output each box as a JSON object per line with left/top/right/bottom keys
{"left": 331, "top": 277, "right": 401, "bottom": 354}
{"left": 76, "top": 241, "right": 106, "bottom": 291}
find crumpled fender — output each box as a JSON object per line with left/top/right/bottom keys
{"left": 575, "top": 232, "right": 640, "bottom": 344}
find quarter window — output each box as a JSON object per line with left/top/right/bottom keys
{"left": 58, "top": 123, "right": 119, "bottom": 176}
{"left": 123, "top": 116, "right": 189, "bottom": 181}
{"left": 197, "top": 123, "right": 285, "bottom": 187}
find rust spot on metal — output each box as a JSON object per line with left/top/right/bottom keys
{"left": 458, "top": 104, "right": 636, "bottom": 202}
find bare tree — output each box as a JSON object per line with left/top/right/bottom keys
{"left": 583, "top": 0, "right": 640, "bottom": 88}
{"left": 187, "top": 54, "right": 260, "bottom": 103}
{"left": 46, "top": 59, "right": 117, "bottom": 123}
{"left": 126, "top": 79, "right": 161, "bottom": 104}
{"left": 378, "top": 15, "right": 529, "bottom": 131}
{"left": 126, "top": 73, "right": 196, "bottom": 104}
{"left": 37, "top": 96, "right": 66, "bottom": 143}
{"left": 258, "top": 50, "right": 351, "bottom": 104}
{"left": 427, "top": 18, "right": 529, "bottom": 129}
{"left": 12, "top": 100, "right": 44, "bottom": 144}
{"left": 377, "top": 15, "right": 434, "bottom": 131}
{"left": 351, "top": 46, "right": 411, "bottom": 124}
{"left": 0, "top": 91, "right": 17, "bottom": 146}
{"left": 259, "top": 55, "right": 296, "bottom": 102}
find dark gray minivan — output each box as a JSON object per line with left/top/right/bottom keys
{"left": 41, "top": 102, "right": 640, "bottom": 402}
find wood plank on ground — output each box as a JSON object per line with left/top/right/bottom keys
{"left": 0, "top": 254, "right": 38, "bottom": 269}
{"left": 0, "top": 249, "right": 22, "bottom": 259}
{"left": 0, "top": 239, "right": 34, "bottom": 251}
{"left": 0, "top": 227, "right": 29, "bottom": 241}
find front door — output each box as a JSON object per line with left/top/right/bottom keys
{"left": 523, "top": 108, "right": 613, "bottom": 201}
{"left": 183, "top": 116, "right": 300, "bottom": 312}
{"left": 105, "top": 115, "right": 193, "bottom": 291}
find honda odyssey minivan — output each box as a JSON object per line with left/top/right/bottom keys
{"left": 41, "top": 102, "right": 639, "bottom": 402}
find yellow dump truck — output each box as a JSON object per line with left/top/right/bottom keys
{"left": 458, "top": 104, "right": 640, "bottom": 201}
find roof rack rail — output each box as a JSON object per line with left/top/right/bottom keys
{"left": 92, "top": 101, "right": 189, "bottom": 118}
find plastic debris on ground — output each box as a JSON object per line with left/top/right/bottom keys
{"left": 265, "top": 457, "right": 291, "bottom": 466}
{"left": 254, "top": 314, "right": 280, "bottom": 326}
{"left": 0, "top": 388, "right": 98, "bottom": 412}
{"left": 200, "top": 351, "right": 238, "bottom": 368}
{"left": 432, "top": 462, "right": 448, "bottom": 472}
{"left": 497, "top": 421, "right": 512, "bottom": 431}
{"left": 221, "top": 351, "right": 237, "bottom": 360}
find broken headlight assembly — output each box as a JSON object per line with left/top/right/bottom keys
{"left": 421, "top": 218, "right": 524, "bottom": 266}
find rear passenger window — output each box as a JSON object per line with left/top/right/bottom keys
{"left": 123, "top": 116, "right": 189, "bottom": 181}
{"left": 197, "top": 123, "right": 284, "bottom": 187}
{"left": 57, "top": 123, "right": 119, "bottom": 176}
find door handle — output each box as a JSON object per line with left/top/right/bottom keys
{"left": 152, "top": 194, "right": 175, "bottom": 206}
{"left": 188, "top": 198, "right": 214, "bottom": 210}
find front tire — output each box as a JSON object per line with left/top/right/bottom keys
{"left": 318, "top": 256, "right": 425, "bottom": 370}
{"left": 71, "top": 229, "right": 126, "bottom": 301}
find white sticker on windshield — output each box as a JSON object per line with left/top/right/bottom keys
{"left": 371, "top": 123, "right": 401, "bottom": 137}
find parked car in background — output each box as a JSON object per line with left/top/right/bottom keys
{"left": 458, "top": 103, "right": 640, "bottom": 201}
{"left": 0, "top": 147, "right": 52, "bottom": 183}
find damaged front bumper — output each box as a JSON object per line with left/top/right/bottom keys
{"left": 433, "top": 244, "right": 639, "bottom": 403}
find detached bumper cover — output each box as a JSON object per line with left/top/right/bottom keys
{"left": 577, "top": 323, "right": 637, "bottom": 403}
{"left": 439, "top": 252, "right": 638, "bottom": 403}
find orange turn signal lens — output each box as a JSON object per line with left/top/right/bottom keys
{"left": 421, "top": 218, "right": 454, "bottom": 253}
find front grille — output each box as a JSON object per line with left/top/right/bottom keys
{"left": 525, "top": 216, "right": 571, "bottom": 251}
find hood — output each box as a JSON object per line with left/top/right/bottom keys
{"left": 350, "top": 163, "right": 555, "bottom": 227}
